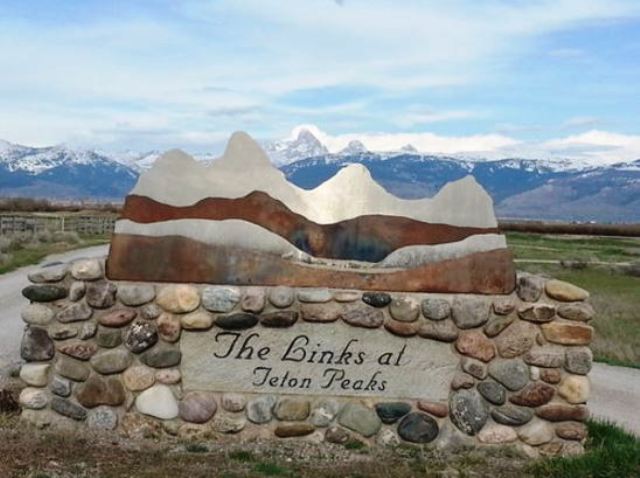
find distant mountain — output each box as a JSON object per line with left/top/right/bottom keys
{"left": 262, "top": 129, "right": 329, "bottom": 166}
{"left": 0, "top": 141, "right": 138, "bottom": 200}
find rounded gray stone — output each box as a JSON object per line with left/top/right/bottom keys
{"left": 69, "top": 281, "right": 86, "bottom": 302}
{"left": 342, "top": 305, "right": 384, "bottom": 328}
{"left": 268, "top": 286, "right": 295, "bottom": 308}
{"left": 397, "top": 412, "right": 439, "bottom": 443}
{"left": 310, "top": 399, "right": 341, "bottom": 427}
{"left": 451, "top": 297, "right": 490, "bottom": 329}
{"left": 461, "top": 357, "right": 488, "bottom": 379}
{"left": 21, "top": 304, "right": 55, "bottom": 325}
{"left": 517, "top": 274, "right": 544, "bottom": 302}
{"left": 56, "top": 357, "right": 90, "bottom": 382}
{"left": 48, "top": 323, "right": 78, "bottom": 340}
{"left": 50, "top": 375, "right": 72, "bottom": 397}
{"left": 96, "top": 326, "right": 123, "bottom": 348}
{"left": 86, "top": 281, "right": 117, "bottom": 309}
{"left": 421, "top": 297, "right": 450, "bottom": 320}
{"left": 202, "top": 286, "right": 241, "bottom": 312}
{"left": 477, "top": 381, "right": 507, "bottom": 405}
{"left": 141, "top": 345, "right": 182, "bottom": 369}
{"left": 449, "top": 389, "right": 489, "bottom": 436}
{"left": 117, "top": 284, "right": 156, "bottom": 306}
{"left": 491, "top": 405, "right": 533, "bottom": 426}
{"left": 123, "top": 320, "right": 158, "bottom": 353}
{"left": 56, "top": 302, "right": 93, "bottom": 323}
{"left": 488, "top": 359, "right": 530, "bottom": 391}
{"left": 297, "top": 288, "right": 332, "bottom": 303}
{"left": 179, "top": 391, "right": 217, "bottom": 423}
{"left": 215, "top": 313, "right": 258, "bottom": 330}
{"left": 389, "top": 296, "right": 420, "bottom": 322}
{"left": 51, "top": 397, "right": 87, "bottom": 421}
{"left": 362, "top": 292, "right": 391, "bottom": 308}
{"left": 418, "top": 319, "right": 459, "bottom": 342}
{"left": 90, "top": 349, "right": 133, "bottom": 374}
{"left": 21, "top": 326, "right": 54, "bottom": 362}
{"left": 87, "top": 406, "right": 118, "bottom": 430}
{"left": 70, "top": 259, "right": 103, "bottom": 280}
{"left": 140, "top": 303, "right": 163, "bottom": 320}
{"left": 565, "top": 347, "right": 593, "bottom": 375}
{"left": 22, "top": 284, "right": 67, "bottom": 302}
{"left": 28, "top": 263, "right": 68, "bottom": 283}
{"left": 338, "top": 402, "right": 381, "bottom": 437}
{"left": 246, "top": 395, "right": 276, "bottom": 424}
{"left": 79, "top": 321, "right": 97, "bottom": 340}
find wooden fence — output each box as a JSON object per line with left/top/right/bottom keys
{"left": 0, "top": 214, "right": 117, "bottom": 236}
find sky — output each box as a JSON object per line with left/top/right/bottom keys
{"left": 0, "top": 0, "right": 639, "bottom": 163}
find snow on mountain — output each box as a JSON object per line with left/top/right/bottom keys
{"left": 339, "top": 140, "right": 368, "bottom": 155}
{"left": 263, "top": 128, "right": 329, "bottom": 166}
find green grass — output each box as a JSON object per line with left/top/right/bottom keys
{"left": 185, "top": 443, "right": 208, "bottom": 453}
{"left": 530, "top": 419, "right": 640, "bottom": 478}
{"left": 0, "top": 234, "right": 110, "bottom": 275}
{"left": 229, "top": 450, "right": 255, "bottom": 462}
{"left": 252, "top": 462, "right": 291, "bottom": 476}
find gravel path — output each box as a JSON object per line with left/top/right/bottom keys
{"left": 0, "top": 245, "right": 638, "bottom": 436}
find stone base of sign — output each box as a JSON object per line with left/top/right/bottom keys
{"left": 18, "top": 258, "right": 593, "bottom": 458}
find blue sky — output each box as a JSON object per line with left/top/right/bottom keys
{"left": 0, "top": 0, "right": 639, "bottom": 162}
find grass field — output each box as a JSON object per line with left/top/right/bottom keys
{"left": 507, "top": 232, "right": 640, "bottom": 368}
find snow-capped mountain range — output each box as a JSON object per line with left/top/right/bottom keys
{"left": 1, "top": 129, "right": 639, "bottom": 221}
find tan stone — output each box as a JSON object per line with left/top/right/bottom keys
{"left": 123, "top": 365, "right": 155, "bottom": 391}
{"left": 541, "top": 322, "right": 593, "bottom": 345}
{"left": 274, "top": 398, "right": 310, "bottom": 421}
{"left": 300, "top": 302, "right": 342, "bottom": 322}
{"left": 180, "top": 310, "right": 214, "bottom": 330}
{"left": 517, "top": 419, "right": 554, "bottom": 445}
{"left": 477, "top": 423, "right": 518, "bottom": 444}
{"left": 156, "top": 368, "right": 181, "bottom": 384}
{"left": 156, "top": 285, "right": 200, "bottom": 313}
{"left": 157, "top": 313, "right": 181, "bottom": 342}
{"left": 545, "top": 280, "right": 589, "bottom": 302}
{"left": 455, "top": 331, "right": 495, "bottom": 362}
{"left": 417, "top": 400, "right": 448, "bottom": 417}
{"left": 384, "top": 318, "right": 420, "bottom": 336}
{"left": 495, "top": 320, "right": 538, "bottom": 358}
{"left": 558, "top": 375, "right": 590, "bottom": 403}
{"left": 275, "top": 423, "right": 315, "bottom": 437}
{"left": 557, "top": 302, "right": 595, "bottom": 322}
{"left": 333, "top": 290, "right": 360, "bottom": 302}
{"left": 536, "top": 404, "right": 589, "bottom": 422}
{"left": 556, "top": 422, "right": 588, "bottom": 440}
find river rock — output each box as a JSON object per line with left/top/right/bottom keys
{"left": 268, "top": 286, "right": 295, "bottom": 308}
{"left": 375, "top": 402, "right": 411, "bottom": 424}
{"left": 518, "top": 304, "right": 556, "bottom": 323}
{"left": 50, "top": 375, "right": 72, "bottom": 397}
{"left": 179, "top": 391, "right": 217, "bottom": 423}
{"left": 22, "top": 284, "right": 67, "bottom": 302}
{"left": 540, "top": 368, "right": 562, "bottom": 384}
{"left": 215, "top": 312, "right": 259, "bottom": 329}
{"left": 451, "top": 372, "right": 475, "bottom": 390}
{"left": 536, "top": 404, "right": 589, "bottom": 422}
{"left": 565, "top": 347, "right": 593, "bottom": 375}
{"left": 212, "top": 414, "right": 247, "bottom": 433}
{"left": 451, "top": 296, "right": 490, "bottom": 329}
{"left": 483, "top": 315, "right": 515, "bottom": 338}
{"left": 202, "top": 286, "right": 240, "bottom": 312}
{"left": 524, "top": 345, "right": 565, "bottom": 367}
{"left": 57, "top": 302, "right": 93, "bottom": 323}
{"left": 69, "top": 281, "right": 86, "bottom": 302}
{"left": 478, "top": 423, "right": 517, "bottom": 444}
{"left": 87, "top": 406, "right": 118, "bottom": 430}
{"left": 140, "top": 303, "right": 162, "bottom": 320}
{"left": 79, "top": 321, "right": 97, "bottom": 340}
{"left": 421, "top": 297, "right": 450, "bottom": 320}
{"left": 384, "top": 318, "right": 420, "bottom": 336}
{"left": 241, "top": 288, "right": 265, "bottom": 313}
{"left": 495, "top": 320, "right": 538, "bottom": 358}
{"left": 96, "top": 326, "right": 122, "bottom": 348}
{"left": 157, "top": 313, "right": 181, "bottom": 342}
{"left": 310, "top": 399, "right": 341, "bottom": 426}
{"left": 362, "top": 291, "right": 391, "bottom": 308}
{"left": 325, "top": 426, "right": 350, "bottom": 444}
{"left": 21, "top": 304, "right": 55, "bottom": 325}
{"left": 76, "top": 375, "right": 126, "bottom": 408}
{"left": 246, "top": 395, "right": 276, "bottom": 424}
{"left": 449, "top": 389, "right": 488, "bottom": 436}
{"left": 461, "top": 357, "right": 487, "bottom": 379}
{"left": 333, "top": 290, "right": 360, "bottom": 302}
{"left": 558, "top": 302, "right": 595, "bottom": 322}
{"left": 221, "top": 393, "right": 247, "bottom": 412}
{"left": 377, "top": 428, "right": 401, "bottom": 447}
{"left": 28, "top": 263, "right": 68, "bottom": 283}
{"left": 488, "top": 359, "right": 529, "bottom": 390}
{"left": 117, "top": 284, "right": 155, "bottom": 306}
{"left": 274, "top": 398, "right": 310, "bottom": 421}
{"left": 297, "top": 288, "right": 332, "bottom": 303}
{"left": 517, "top": 275, "right": 544, "bottom": 302}
{"left": 301, "top": 302, "right": 343, "bottom": 322}
{"left": 417, "top": 400, "right": 448, "bottom": 418}
{"left": 275, "top": 423, "right": 315, "bottom": 438}
{"left": 541, "top": 322, "right": 593, "bottom": 345}
{"left": 141, "top": 345, "right": 182, "bottom": 368}
{"left": 123, "top": 320, "right": 158, "bottom": 353}
{"left": 491, "top": 405, "right": 533, "bottom": 426}
{"left": 58, "top": 340, "right": 98, "bottom": 360}
{"left": 56, "top": 357, "right": 90, "bottom": 381}
{"left": 338, "top": 403, "right": 381, "bottom": 437}
{"left": 477, "top": 381, "right": 506, "bottom": 405}
{"left": 156, "top": 285, "right": 200, "bottom": 313}
{"left": 556, "top": 422, "right": 588, "bottom": 440}
{"left": 260, "top": 311, "right": 299, "bottom": 327}
{"left": 51, "top": 397, "right": 87, "bottom": 420}
{"left": 418, "top": 319, "right": 459, "bottom": 342}
{"left": 20, "top": 363, "right": 50, "bottom": 387}
{"left": 136, "top": 384, "right": 179, "bottom": 419}
{"left": 70, "top": 259, "right": 102, "bottom": 280}
{"left": 48, "top": 323, "right": 78, "bottom": 340}
{"left": 455, "top": 331, "right": 495, "bottom": 362}
{"left": 493, "top": 298, "right": 516, "bottom": 315}
{"left": 509, "top": 382, "right": 555, "bottom": 407}
{"left": 19, "top": 387, "right": 49, "bottom": 409}
{"left": 545, "top": 280, "right": 589, "bottom": 302}
{"left": 90, "top": 348, "right": 132, "bottom": 374}
{"left": 123, "top": 365, "right": 155, "bottom": 391}
{"left": 342, "top": 305, "right": 384, "bottom": 328}
{"left": 86, "top": 281, "right": 117, "bottom": 308}
{"left": 397, "top": 412, "right": 439, "bottom": 443}
{"left": 389, "top": 296, "right": 420, "bottom": 322}
{"left": 181, "top": 311, "right": 214, "bottom": 330}
{"left": 156, "top": 368, "right": 181, "bottom": 384}
{"left": 558, "top": 375, "right": 590, "bottom": 403}
{"left": 21, "top": 326, "right": 54, "bottom": 361}
{"left": 518, "top": 419, "right": 554, "bottom": 445}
